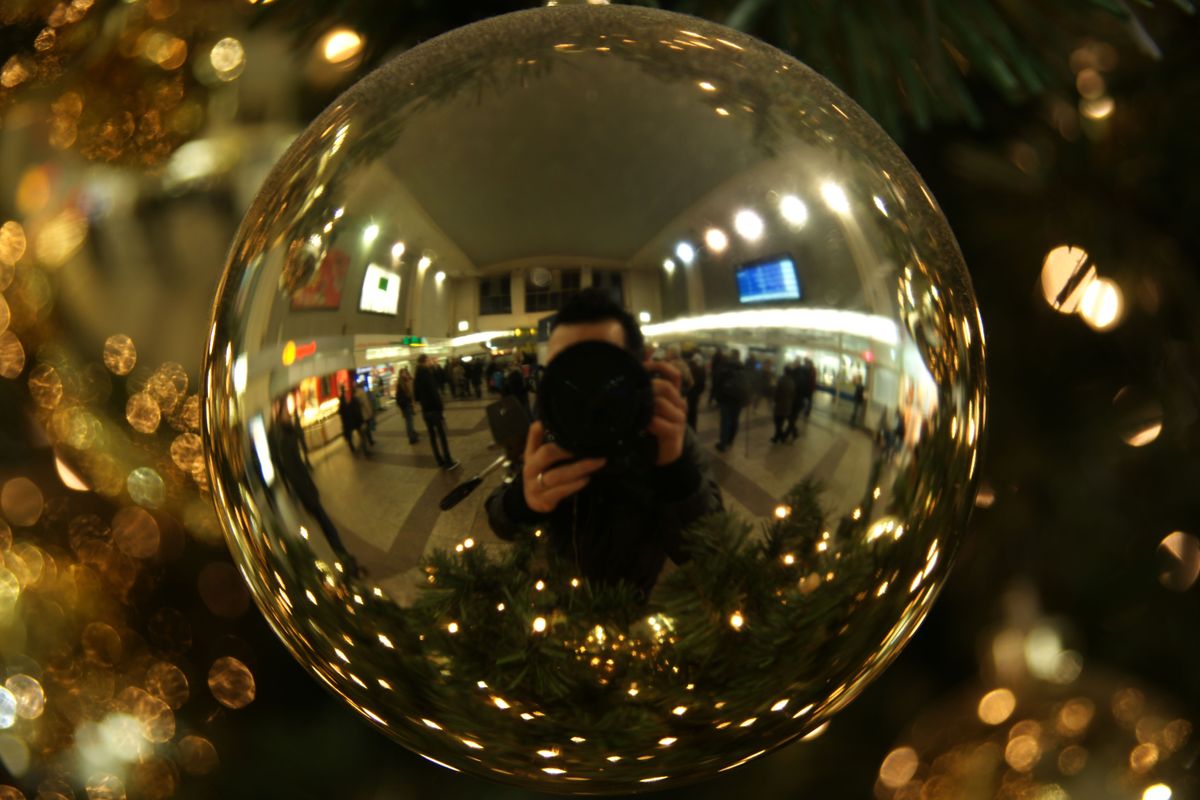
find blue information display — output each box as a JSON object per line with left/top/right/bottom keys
{"left": 736, "top": 254, "right": 802, "bottom": 304}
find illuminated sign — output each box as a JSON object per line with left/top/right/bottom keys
{"left": 359, "top": 263, "right": 401, "bottom": 315}
{"left": 282, "top": 340, "right": 317, "bottom": 366}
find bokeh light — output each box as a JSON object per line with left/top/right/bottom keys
{"left": 126, "top": 392, "right": 162, "bottom": 434}
{"left": 1, "top": 478, "right": 44, "bottom": 527}
{"left": 126, "top": 467, "right": 166, "bottom": 509}
{"left": 0, "top": 332, "right": 24, "bottom": 379}
{"left": 977, "top": 688, "right": 1016, "bottom": 725}
{"left": 177, "top": 735, "right": 219, "bottom": 775}
{"left": 1078, "top": 277, "right": 1124, "bottom": 331}
{"left": 145, "top": 662, "right": 190, "bottom": 710}
{"left": 207, "top": 657, "right": 255, "bottom": 709}
{"left": 878, "top": 746, "right": 919, "bottom": 789}
{"left": 320, "top": 28, "right": 364, "bottom": 64}
{"left": 209, "top": 37, "right": 246, "bottom": 81}
{"left": 1040, "top": 245, "right": 1096, "bottom": 314}
{"left": 102, "top": 335, "right": 137, "bottom": 376}
{"left": 1157, "top": 532, "right": 1200, "bottom": 592}
{"left": 112, "top": 506, "right": 161, "bottom": 559}
{"left": 34, "top": 207, "right": 89, "bottom": 268}
{"left": 4, "top": 675, "right": 45, "bottom": 720}
{"left": 0, "top": 222, "right": 26, "bottom": 268}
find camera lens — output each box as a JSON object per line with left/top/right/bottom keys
{"left": 539, "top": 341, "right": 653, "bottom": 458}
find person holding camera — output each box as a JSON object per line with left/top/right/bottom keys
{"left": 485, "top": 289, "right": 723, "bottom": 600}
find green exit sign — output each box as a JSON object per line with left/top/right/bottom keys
{"left": 403, "top": 336, "right": 426, "bottom": 346}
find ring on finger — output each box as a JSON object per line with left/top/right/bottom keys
{"left": 536, "top": 472, "right": 547, "bottom": 489}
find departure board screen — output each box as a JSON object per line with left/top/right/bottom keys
{"left": 736, "top": 255, "right": 801, "bottom": 304}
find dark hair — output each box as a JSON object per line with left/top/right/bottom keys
{"left": 551, "top": 287, "right": 644, "bottom": 358}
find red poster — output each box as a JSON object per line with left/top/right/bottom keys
{"left": 290, "top": 249, "right": 349, "bottom": 310}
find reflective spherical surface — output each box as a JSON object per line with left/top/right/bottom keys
{"left": 202, "top": 4, "right": 985, "bottom": 792}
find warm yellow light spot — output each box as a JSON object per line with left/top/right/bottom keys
{"left": 538, "top": 748, "right": 559, "bottom": 758}
{"left": 698, "top": 81, "right": 717, "bottom": 91}
{"left": 1144, "top": 784, "right": 1173, "bottom": 800}
{"left": 1041, "top": 245, "right": 1097, "bottom": 313}
{"left": 305, "top": 590, "right": 317, "bottom": 605}
{"left": 977, "top": 688, "right": 1016, "bottom": 725}
{"left": 421, "top": 718, "right": 441, "bottom": 729}
{"left": 447, "top": 621, "right": 459, "bottom": 634}
{"left": 542, "top": 767, "right": 566, "bottom": 775}
{"left": 1005, "top": 734, "right": 1041, "bottom": 772}
{"left": 35, "top": 207, "right": 88, "bottom": 267}
{"left": 1081, "top": 96, "right": 1115, "bottom": 120}
{"left": 492, "top": 696, "right": 510, "bottom": 710}
{"left": 878, "top": 746, "right": 920, "bottom": 789}
{"left": 705, "top": 228, "right": 728, "bottom": 253}
{"left": 715, "top": 107, "right": 730, "bottom": 117}
{"left": 739, "top": 717, "right": 757, "bottom": 728}
{"left": 535, "top": 580, "right": 545, "bottom": 591}
{"left": 658, "top": 737, "right": 677, "bottom": 746}
{"left": 1079, "top": 276, "right": 1123, "bottom": 331}
{"left": 532, "top": 616, "right": 547, "bottom": 633}
{"left": 771, "top": 699, "right": 789, "bottom": 712}
{"left": 1126, "top": 422, "right": 1162, "bottom": 447}
{"left": 729, "top": 611, "right": 745, "bottom": 630}
{"left": 282, "top": 340, "right": 297, "bottom": 366}
{"left": 463, "top": 537, "right": 475, "bottom": 549}
{"left": 321, "top": 28, "right": 363, "bottom": 64}
{"left": 1158, "top": 531, "right": 1200, "bottom": 591}
{"left": 209, "top": 37, "right": 245, "bottom": 81}
{"left": 782, "top": 553, "right": 795, "bottom": 565}
{"left": 377, "top": 634, "right": 393, "bottom": 649}
{"left": 570, "top": 578, "right": 580, "bottom": 588}
{"left": 774, "top": 505, "right": 790, "bottom": 519}
{"left": 0, "top": 221, "right": 26, "bottom": 266}
{"left": 852, "top": 507, "right": 862, "bottom": 521}
{"left": 672, "top": 706, "right": 688, "bottom": 716}
{"left": 801, "top": 722, "right": 829, "bottom": 740}
{"left": 496, "top": 602, "right": 505, "bottom": 611}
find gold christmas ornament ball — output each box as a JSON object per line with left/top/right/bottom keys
{"left": 202, "top": 3, "right": 985, "bottom": 792}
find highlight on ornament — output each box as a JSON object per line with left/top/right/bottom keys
{"left": 201, "top": 3, "right": 986, "bottom": 792}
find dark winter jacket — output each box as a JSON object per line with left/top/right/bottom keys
{"left": 413, "top": 365, "right": 443, "bottom": 414}
{"left": 485, "top": 428, "right": 723, "bottom": 600}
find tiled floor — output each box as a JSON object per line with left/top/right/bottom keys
{"left": 303, "top": 391, "right": 882, "bottom": 602}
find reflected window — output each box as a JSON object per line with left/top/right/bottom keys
{"left": 480, "top": 275, "right": 512, "bottom": 315}
{"left": 526, "top": 268, "right": 582, "bottom": 313}
{"left": 592, "top": 269, "right": 624, "bottom": 305}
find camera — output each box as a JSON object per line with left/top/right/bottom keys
{"left": 538, "top": 340, "right": 656, "bottom": 464}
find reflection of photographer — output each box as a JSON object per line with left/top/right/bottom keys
{"left": 485, "top": 289, "right": 723, "bottom": 599}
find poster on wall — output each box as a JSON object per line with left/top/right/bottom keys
{"left": 291, "top": 249, "right": 349, "bottom": 310}
{"left": 359, "top": 263, "right": 401, "bottom": 315}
